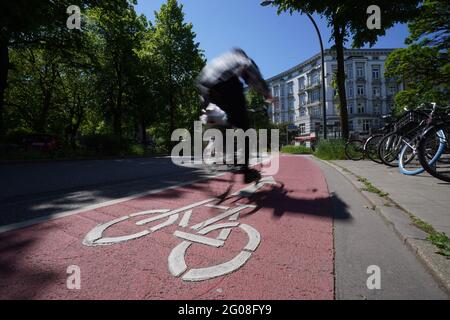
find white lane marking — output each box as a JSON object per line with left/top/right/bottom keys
{"left": 136, "top": 198, "right": 215, "bottom": 226}
{"left": 197, "top": 222, "right": 239, "bottom": 235}
{"left": 83, "top": 216, "right": 130, "bottom": 245}
{"left": 0, "top": 170, "right": 229, "bottom": 235}
{"left": 130, "top": 209, "right": 170, "bottom": 217}
{"left": 229, "top": 212, "right": 240, "bottom": 221}
{"left": 178, "top": 210, "right": 192, "bottom": 228}
{"left": 205, "top": 204, "right": 230, "bottom": 210}
{"left": 93, "top": 230, "right": 151, "bottom": 245}
{"left": 182, "top": 251, "right": 252, "bottom": 282}
{"left": 168, "top": 241, "right": 191, "bottom": 277}
{"left": 240, "top": 224, "right": 261, "bottom": 252}
{"left": 190, "top": 204, "right": 255, "bottom": 231}
{"left": 150, "top": 214, "right": 179, "bottom": 232}
{"left": 218, "top": 229, "right": 232, "bottom": 241}
{"left": 173, "top": 231, "right": 224, "bottom": 247}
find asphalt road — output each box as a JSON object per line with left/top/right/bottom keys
{"left": 0, "top": 157, "right": 210, "bottom": 227}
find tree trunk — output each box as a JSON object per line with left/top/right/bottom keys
{"left": 113, "top": 88, "right": 124, "bottom": 137}
{"left": 0, "top": 36, "right": 9, "bottom": 139}
{"left": 333, "top": 22, "right": 350, "bottom": 141}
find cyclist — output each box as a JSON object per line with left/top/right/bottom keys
{"left": 196, "top": 48, "right": 272, "bottom": 183}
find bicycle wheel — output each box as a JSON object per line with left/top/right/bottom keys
{"left": 378, "top": 133, "right": 404, "bottom": 167}
{"left": 418, "top": 124, "right": 450, "bottom": 182}
{"left": 398, "top": 137, "right": 424, "bottom": 175}
{"left": 345, "top": 139, "right": 365, "bottom": 161}
{"left": 365, "top": 134, "right": 384, "bottom": 164}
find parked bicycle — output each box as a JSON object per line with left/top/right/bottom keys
{"left": 345, "top": 116, "right": 394, "bottom": 164}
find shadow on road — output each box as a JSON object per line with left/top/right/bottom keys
{"left": 0, "top": 224, "right": 60, "bottom": 299}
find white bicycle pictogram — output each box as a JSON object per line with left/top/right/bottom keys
{"left": 83, "top": 176, "right": 277, "bottom": 282}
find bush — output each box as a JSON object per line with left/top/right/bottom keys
{"left": 281, "top": 145, "right": 313, "bottom": 154}
{"left": 314, "top": 139, "right": 347, "bottom": 160}
{"left": 81, "top": 134, "right": 131, "bottom": 156}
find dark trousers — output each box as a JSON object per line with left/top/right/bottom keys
{"left": 208, "top": 77, "right": 250, "bottom": 167}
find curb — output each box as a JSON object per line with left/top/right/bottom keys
{"left": 316, "top": 157, "right": 450, "bottom": 296}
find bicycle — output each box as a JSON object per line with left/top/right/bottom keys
{"left": 378, "top": 107, "right": 429, "bottom": 168}
{"left": 417, "top": 106, "right": 450, "bottom": 182}
{"left": 344, "top": 118, "right": 393, "bottom": 164}
{"left": 397, "top": 103, "right": 448, "bottom": 175}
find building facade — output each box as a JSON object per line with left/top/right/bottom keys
{"left": 266, "top": 49, "right": 402, "bottom": 145}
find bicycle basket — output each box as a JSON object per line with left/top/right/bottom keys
{"left": 394, "top": 111, "right": 427, "bottom": 134}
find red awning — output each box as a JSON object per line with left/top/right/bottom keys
{"left": 295, "top": 135, "right": 316, "bottom": 142}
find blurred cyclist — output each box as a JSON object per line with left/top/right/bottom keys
{"left": 196, "top": 48, "right": 272, "bottom": 183}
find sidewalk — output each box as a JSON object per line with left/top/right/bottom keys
{"left": 332, "top": 160, "right": 450, "bottom": 235}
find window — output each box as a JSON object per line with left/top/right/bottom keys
{"left": 287, "top": 82, "right": 294, "bottom": 95}
{"left": 298, "top": 77, "right": 305, "bottom": 90}
{"left": 357, "top": 103, "right": 365, "bottom": 114}
{"left": 299, "top": 93, "right": 307, "bottom": 106}
{"left": 372, "top": 66, "right": 380, "bottom": 79}
{"left": 300, "top": 107, "right": 306, "bottom": 117}
{"left": 372, "top": 86, "right": 380, "bottom": 97}
{"left": 348, "top": 86, "right": 354, "bottom": 98}
{"left": 311, "top": 72, "right": 320, "bottom": 86}
{"left": 388, "top": 85, "right": 397, "bottom": 95}
{"left": 373, "top": 103, "right": 381, "bottom": 114}
{"left": 356, "top": 65, "right": 364, "bottom": 78}
{"left": 280, "top": 85, "right": 285, "bottom": 97}
{"left": 273, "top": 86, "right": 279, "bottom": 97}
{"left": 312, "top": 107, "right": 321, "bottom": 117}
{"left": 349, "top": 120, "right": 354, "bottom": 131}
{"left": 346, "top": 65, "right": 353, "bottom": 78}
{"left": 348, "top": 103, "right": 354, "bottom": 114}
{"left": 363, "top": 119, "right": 372, "bottom": 132}
{"left": 357, "top": 85, "right": 365, "bottom": 96}
{"left": 289, "top": 113, "right": 295, "bottom": 123}
{"left": 288, "top": 99, "right": 294, "bottom": 110}
{"left": 299, "top": 123, "right": 306, "bottom": 134}
{"left": 311, "top": 89, "right": 320, "bottom": 102}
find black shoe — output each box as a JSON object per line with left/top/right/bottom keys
{"left": 244, "top": 168, "right": 261, "bottom": 184}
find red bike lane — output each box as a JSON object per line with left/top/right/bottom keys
{"left": 0, "top": 155, "right": 334, "bottom": 300}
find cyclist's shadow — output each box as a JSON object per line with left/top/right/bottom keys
{"left": 225, "top": 181, "right": 351, "bottom": 220}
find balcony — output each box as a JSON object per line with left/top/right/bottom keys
{"left": 372, "top": 78, "right": 381, "bottom": 84}
{"left": 306, "top": 82, "right": 321, "bottom": 90}
{"left": 305, "top": 100, "right": 320, "bottom": 108}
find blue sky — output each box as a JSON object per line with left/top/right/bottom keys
{"left": 135, "top": 0, "right": 409, "bottom": 78}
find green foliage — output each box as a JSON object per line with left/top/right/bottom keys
{"left": 313, "top": 139, "right": 346, "bottom": 160}
{"left": 385, "top": 0, "right": 449, "bottom": 113}
{"left": 281, "top": 145, "right": 313, "bottom": 154}
{"left": 427, "top": 232, "right": 450, "bottom": 258}
{"left": 1, "top": 0, "right": 205, "bottom": 159}
{"left": 246, "top": 89, "right": 271, "bottom": 130}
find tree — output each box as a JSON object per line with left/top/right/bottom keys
{"left": 246, "top": 88, "right": 271, "bottom": 129}
{"left": 0, "top": 0, "right": 105, "bottom": 139}
{"left": 264, "top": 1, "right": 421, "bottom": 140}
{"left": 86, "top": 1, "right": 147, "bottom": 136}
{"left": 150, "top": 0, "right": 205, "bottom": 147}
{"left": 385, "top": 0, "right": 449, "bottom": 114}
